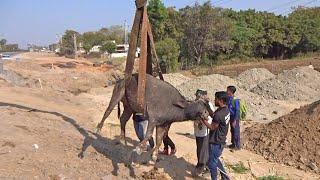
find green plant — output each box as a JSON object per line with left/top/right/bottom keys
{"left": 226, "top": 161, "right": 250, "bottom": 174}
{"left": 258, "top": 175, "right": 284, "bottom": 180}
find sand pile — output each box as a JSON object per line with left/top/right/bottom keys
{"left": 242, "top": 100, "right": 320, "bottom": 173}
{"left": 177, "top": 74, "right": 288, "bottom": 121}
{"left": 163, "top": 73, "right": 191, "bottom": 87}
{"left": 236, "top": 68, "right": 275, "bottom": 90}
{"left": 251, "top": 66, "right": 320, "bottom": 101}
{"left": 177, "top": 74, "right": 237, "bottom": 99}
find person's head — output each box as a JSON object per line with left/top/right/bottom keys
{"left": 227, "top": 86, "right": 236, "bottom": 97}
{"left": 214, "top": 91, "right": 228, "bottom": 107}
{"left": 195, "top": 89, "right": 208, "bottom": 100}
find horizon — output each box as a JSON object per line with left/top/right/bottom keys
{"left": 1, "top": 0, "right": 319, "bottom": 49}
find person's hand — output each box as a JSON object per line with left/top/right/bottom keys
{"left": 201, "top": 117, "right": 208, "bottom": 124}
{"left": 231, "top": 120, "right": 236, "bottom": 128}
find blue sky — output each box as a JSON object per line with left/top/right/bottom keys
{"left": 0, "top": 0, "right": 319, "bottom": 49}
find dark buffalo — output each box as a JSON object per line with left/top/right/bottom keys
{"left": 96, "top": 74, "right": 209, "bottom": 161}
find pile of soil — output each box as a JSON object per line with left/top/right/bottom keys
{"left": 251, "top": 66, "right": 320, "bottom": 101}
{"left": 163, "top": 73, "right": 191, "bottom": 87}
{"left": 236, "top": 68, "right": 275, "bottom": 90}
{"left": 242, "top": 100, "right": 320, "bottom": 173}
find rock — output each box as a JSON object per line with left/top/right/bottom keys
{"left": 308, "top": 163, "right": 318, "bottom": 171}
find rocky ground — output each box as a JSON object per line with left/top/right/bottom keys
{"left": 0, "top": 52, "right": 319, "bottom": 180}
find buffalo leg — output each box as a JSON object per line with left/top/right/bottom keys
{"left": 151, "top": 125, "right": 166, "bottom": 162}
{"left": 119, "top": 106, "right": 133, "bottom": 145}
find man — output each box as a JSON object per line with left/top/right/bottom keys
{"left": 194, "top": 89, "right": 215, "bottom": 176}
{"left": 227, "top": 86, "right": 241, "bottom": 150}
{"left": 201, "top": 91, "right": 230, "bottom": 180}
{"left": 159, "top": 126, "right": 176, "bottom": 155}
{"left": 133, "top": 113, "right": 154, "bottom": 150}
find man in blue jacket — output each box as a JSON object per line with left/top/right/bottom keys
{"left": 227, "top": 86, "right": 241, "bottom": 150}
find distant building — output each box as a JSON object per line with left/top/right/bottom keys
{"left": 90, "top": 45, "right": 102, "bottom": 53}
{"left": 110, "top": 44, "right": 140, "bottom": 58}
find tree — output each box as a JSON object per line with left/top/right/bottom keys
{"left": 82, "top": 32, "right": 106, "bottom": 53}
{"left": 148, "top": 0, "right": 169, "bottom": 42}
{"left": 60, "top": 30, "right": 80, "bottom": 55}
{"left": 180, "top": 2, "right": 233, "bottom": 64}
{"left": 0, "top": 39, "right": 6, "bottom": 46}
{"left": 100, "top": 41, "right": 117, "bottom": 58}
{"left": 0, "top": 39, "right": 6, "bottom": 51}
{"left": 289, "top": 7, "right": 320, "bottom": 54}
{"left": 156, "top": 38, "right": 180, "bottom": 72}
{"left": 99, "top": 25, "right": 125, "bottom": 44}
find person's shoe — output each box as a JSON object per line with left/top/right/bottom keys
{"left": 230, "top": 146, "right": 241, "bottom": 152}
{"left": 228, "top": 144, "right": 235, "bottom": 149}
{"left": 194, "top": 166, "right": 205, "bottom": 177}
{"left": 170, "top": 148, "right": 177, "bottom": 155}
{"left": 159, "top": 149, "right": 169, "bottom": 155}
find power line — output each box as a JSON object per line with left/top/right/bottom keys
{"left": 215, "top": 0, "right": 233, "bottom": 6}
{"left": 281, "top": 0, "right": 318, "bottom": 15}
{"left": 266, "top": 0, "right": 304, "bottom": 12}
{"left": 212, "top": 0, "right": 225, "bottom": 5}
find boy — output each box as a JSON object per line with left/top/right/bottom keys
{"left": 227, "top": 86, "right": 241, "bottom": 150}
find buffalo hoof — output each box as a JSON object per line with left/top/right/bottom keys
{"left": 95, "top": 127, "right": 101, "bottom": 135}
{"left": 119, "top": 138, "right": 126, "bottom": 146}
{"left": 148, "top": 160, "right": 156, "bottom": 165}
{"left": 135, "top": 147, "right": 142, "bottom": 155}
{"left": 152, "top": 154, "right": 158, "bottom": 162}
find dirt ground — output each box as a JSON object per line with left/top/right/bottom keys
{"left": 192, "top": 56, "right": 320, "bottom": 77}
{"left": 0, "top": 53, "right": 319, "bottom": 180}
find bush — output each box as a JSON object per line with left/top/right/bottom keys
{"left": 226, "top": 161, "right": 249, "bottom": 174}
{"left": 156, "top": 38, "right": 180, "bottom": 73}
{"left": 258, "top": 175, "right": 284, "bottom": 180}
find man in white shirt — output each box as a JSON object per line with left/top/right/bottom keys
{"left": 194, "top": 89, "right": 215, "bottom": 176}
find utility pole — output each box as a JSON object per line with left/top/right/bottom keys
{"left": 124, "top": 20, "right": 128, "bottom": 44}
{"left": 73, "top": 34, "right": 77, "bottom": 58}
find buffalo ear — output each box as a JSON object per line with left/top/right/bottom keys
{"left": 173, "top": 101, "right": 187, "bottom": 109}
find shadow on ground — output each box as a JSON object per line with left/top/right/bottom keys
{"left": 0, "top": 102, "right": 197, "bottom": 179}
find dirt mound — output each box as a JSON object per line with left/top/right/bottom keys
{"left": 163, "top": 73, "right": 191, "bottom": 87}
{"left": 251, "top": 66, "right": 320, "bottom": 101}
{"left": 236, "top": 68, "right": 275, "bottom": 90}
{"left": 242, "top": 100, "right": 320, "bottom": 173}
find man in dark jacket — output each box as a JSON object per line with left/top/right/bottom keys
{"left": 201, "top": 91, "right": 230, "bottom": 180}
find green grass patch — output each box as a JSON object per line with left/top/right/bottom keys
{"left": 226, "top": 161, "right": 250, "bottom": 174}
{"left": 257, "top": 175, "right": 284, "bottom": 180}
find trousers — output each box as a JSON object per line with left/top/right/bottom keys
{"left": 208, "top": 144, "right": 229, "bottom": 180}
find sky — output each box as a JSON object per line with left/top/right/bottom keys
{"left": 0, "top": 0, "right": 319, "bottom": 49}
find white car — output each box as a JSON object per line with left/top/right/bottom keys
{"left": 1, "top": 54, "right": 12, "bottom": 60}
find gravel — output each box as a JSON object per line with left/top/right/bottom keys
{"left": 236, "top": 68, "right": 275, "bottom": 90}
{"left": 176, "top": 74, "right": 287, "bottom": 121}
{"left": 163, "top": 73, "right": 191, "bottom": 87}
{"left": 251, "top": 66, "right": 320, "bottom": 101}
